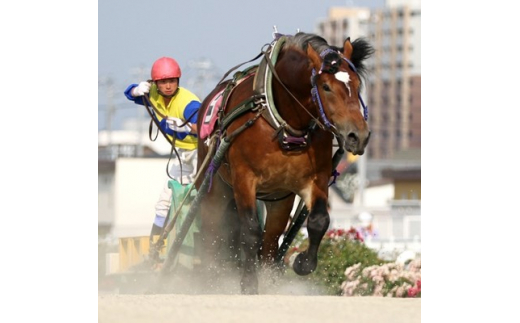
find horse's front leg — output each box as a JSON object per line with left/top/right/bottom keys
{"left": 261, "top": 197, "right": 295, "bottom": 264}
{"left": 292, "top": 194, "right": 330, "bottom": 276}
{"left": 233, "top": 180, "right": 262, "bottom": 295}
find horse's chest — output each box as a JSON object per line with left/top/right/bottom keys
{"left": 255, "top": 161, "right": 313, "bottom": 187}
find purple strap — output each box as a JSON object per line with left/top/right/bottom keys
{"left": 311, "top": 69, "right": 332, "bottom": 128}
{"left": 285, "top": 136, "right": 306, "bottom": 145}
{"left": 329, "top": 169, "right": 340, "bottom": 186}
{"left": 358, "top": 93, "right": 368, "bottom": 121}
{"left": 313, "top": 51, "right": 369, "bottom": 122}
{"left": 205, "top": 161, "right": 218, "bottom": 193}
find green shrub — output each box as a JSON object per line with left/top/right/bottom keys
{"left": 285, "top": 228, "right": 384, "bottom": 295}
{"left": 314, "top": 233, "right": 385, "bottom": 295}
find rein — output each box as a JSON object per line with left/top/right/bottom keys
{"left": 262, "top": 45, "right": 327, "bottom": 132}
{"left": 142, "top": 94, "right": 198, "bottom": 183}
{"left": 142, "top": 93, "right": 172, "bottom": 144}
{"left": 149, "top": 134, "right": 219, "bottom": 260}
{"left": 257, "top": 35, "right": 368, "bottom": 151}
{"left": 201, "top": 34, "right": 360, "bottom": 191}
{"left": 259, "top": 37, "right": 353, "bottom": 150}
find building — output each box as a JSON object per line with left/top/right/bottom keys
{"left": 98, "top": 129, "right": 172, "bottom": 160}
{"left": 317, "top": 0, "right": 421, "bottom": 159}
{"left": 316, "top": 7, "right": 371, "bottom": 42}
{"left": 98, "top": 130, "right": 172, "bottom": 237}
{"left": 329, "top": 147, "right": 420, "bottom": 244}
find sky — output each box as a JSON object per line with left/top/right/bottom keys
{"left": 98, "top": 0, "right": 385, "bottom": 131}
{"left": 4, "top": 1, "right": 520, "bottom": 321}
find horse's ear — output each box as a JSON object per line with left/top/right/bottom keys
{"left": 306, "top": 45, "right": 322, "bottom": 70}
{"left": 343, "top": 37, "right": 353, "bottom": 59}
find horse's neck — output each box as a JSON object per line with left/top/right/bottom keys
{"left": 274, "top": 50, "right": 317, "bottom": 130}
{"left": 274, "top": 83, "right": 315, "bottom": 130}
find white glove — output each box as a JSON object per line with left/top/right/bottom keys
{"left": 132, "top": 81, "right": 151, "bottom": 97}
{"left": 166, "top": 117, "right": 192, "bottom": 133}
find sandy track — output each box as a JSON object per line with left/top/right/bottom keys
{"left": 99, "top": 294, "right": 420, "bottom": 323}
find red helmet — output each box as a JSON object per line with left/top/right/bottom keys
{"left": 151, "top": 57, "right": 181, "bottom": 81}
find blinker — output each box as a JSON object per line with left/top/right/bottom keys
{"left": 321, "top": 58, "right": 339, "bottom": 75}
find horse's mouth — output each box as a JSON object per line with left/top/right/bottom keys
{"left": 344, "top": 131, "right": 370, "bottom": 155}
{"left": 346, "top": 146, "right": 365, "bottom": 156}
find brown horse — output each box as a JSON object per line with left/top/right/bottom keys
{"left": 195, "top": 32, "right": 374, "bottom": 294}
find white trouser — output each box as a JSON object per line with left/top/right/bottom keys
{"left": 153, "top": 148, "right": 198, "bottom": 227}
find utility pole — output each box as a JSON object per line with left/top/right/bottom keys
{"left": 105, "top": 78, "right": 116, "bottom": 160}
{"left": 358, "top": 153, "right": 367, "bottom": 207}
{"left": 186, "top": 58, "right": 220, "bottom": 99}
{"left": 99, "top": 76, "right": 117, "bottom": 160}
{"left": 358, "top": 87, "right": 369, "bottom": 209}
{"left": 131, "top": 66, "right": 147, "bottom": 157}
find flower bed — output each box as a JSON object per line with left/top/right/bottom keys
{"left": 285, "top": 227, "right": 421, "bottom": 297}
{"left": 341, "top": 259, "right": 421, "bottom": 297}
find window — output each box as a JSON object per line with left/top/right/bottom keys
{"left": 383, "top": 96, "right": 389, "bottom": 106}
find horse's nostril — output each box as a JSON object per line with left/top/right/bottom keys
{"left": 347, "top": 132, "right": 359, "bottom": 144}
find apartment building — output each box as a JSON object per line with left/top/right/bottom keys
{"left": 316, "top": 0, "right": 421, "bottom": 159}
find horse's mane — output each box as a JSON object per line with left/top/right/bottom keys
{"left": 287, "top": 32, "right": 374, "bottom": 87}
{"left": 287, "top": 32, "right": 331, "bottom": 57}
{"left": 347, "top": 38, "right": 375, "bottom": 81}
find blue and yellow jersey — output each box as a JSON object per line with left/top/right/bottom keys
{"left": 124, "top": 84, "right": 201, "bottom": 150}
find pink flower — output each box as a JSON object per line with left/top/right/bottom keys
{"left": 407, "top": 287, "right": 419, "bottom": 297}
{"left": 345, "top": 227, "right": 364, "bottom": 242}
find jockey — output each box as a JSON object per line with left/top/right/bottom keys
{"left": 124, "top": 56, "right": 201, "bottom": 236}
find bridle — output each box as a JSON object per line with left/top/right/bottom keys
{"left": 264, "top": 44, "right": 369, "bottom": 154}
{"left": 308, "top": 48, "right": 369, "bottom": 148}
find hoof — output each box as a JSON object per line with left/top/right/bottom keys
{"left": 292, "top": 252, "right": 317, "bottom": 276}
{"left": 240, "top": 275, "right": 259, "bottom": 295}
{"left": 240, "top": 286, "right": 259, "bottom": 295}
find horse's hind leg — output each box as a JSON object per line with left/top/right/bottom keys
{"left": 233, "top": 181, "right": 262, "bottom": 294}
{"left": 292, "top": 196, "right": 330, "bottom": 276}
{"left": 221, "top": 199, "right": 241, "bottom": 266}
{"left": 199, "top": 175, "right": 235, "bottom": 289}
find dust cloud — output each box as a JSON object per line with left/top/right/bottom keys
{"left": 100, "top": 259, "right": 326, "bottom": 296}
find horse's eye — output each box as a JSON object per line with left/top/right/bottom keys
{"left": 322, "top": 84, "right": 331, "bottom": 92}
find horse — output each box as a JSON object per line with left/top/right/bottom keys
{"left": 194, "top": 32, "right": 374, "bottom": 294}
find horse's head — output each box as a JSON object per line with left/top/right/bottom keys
{"left": 306, "top": 37, "right": 374, "bottom": 155}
